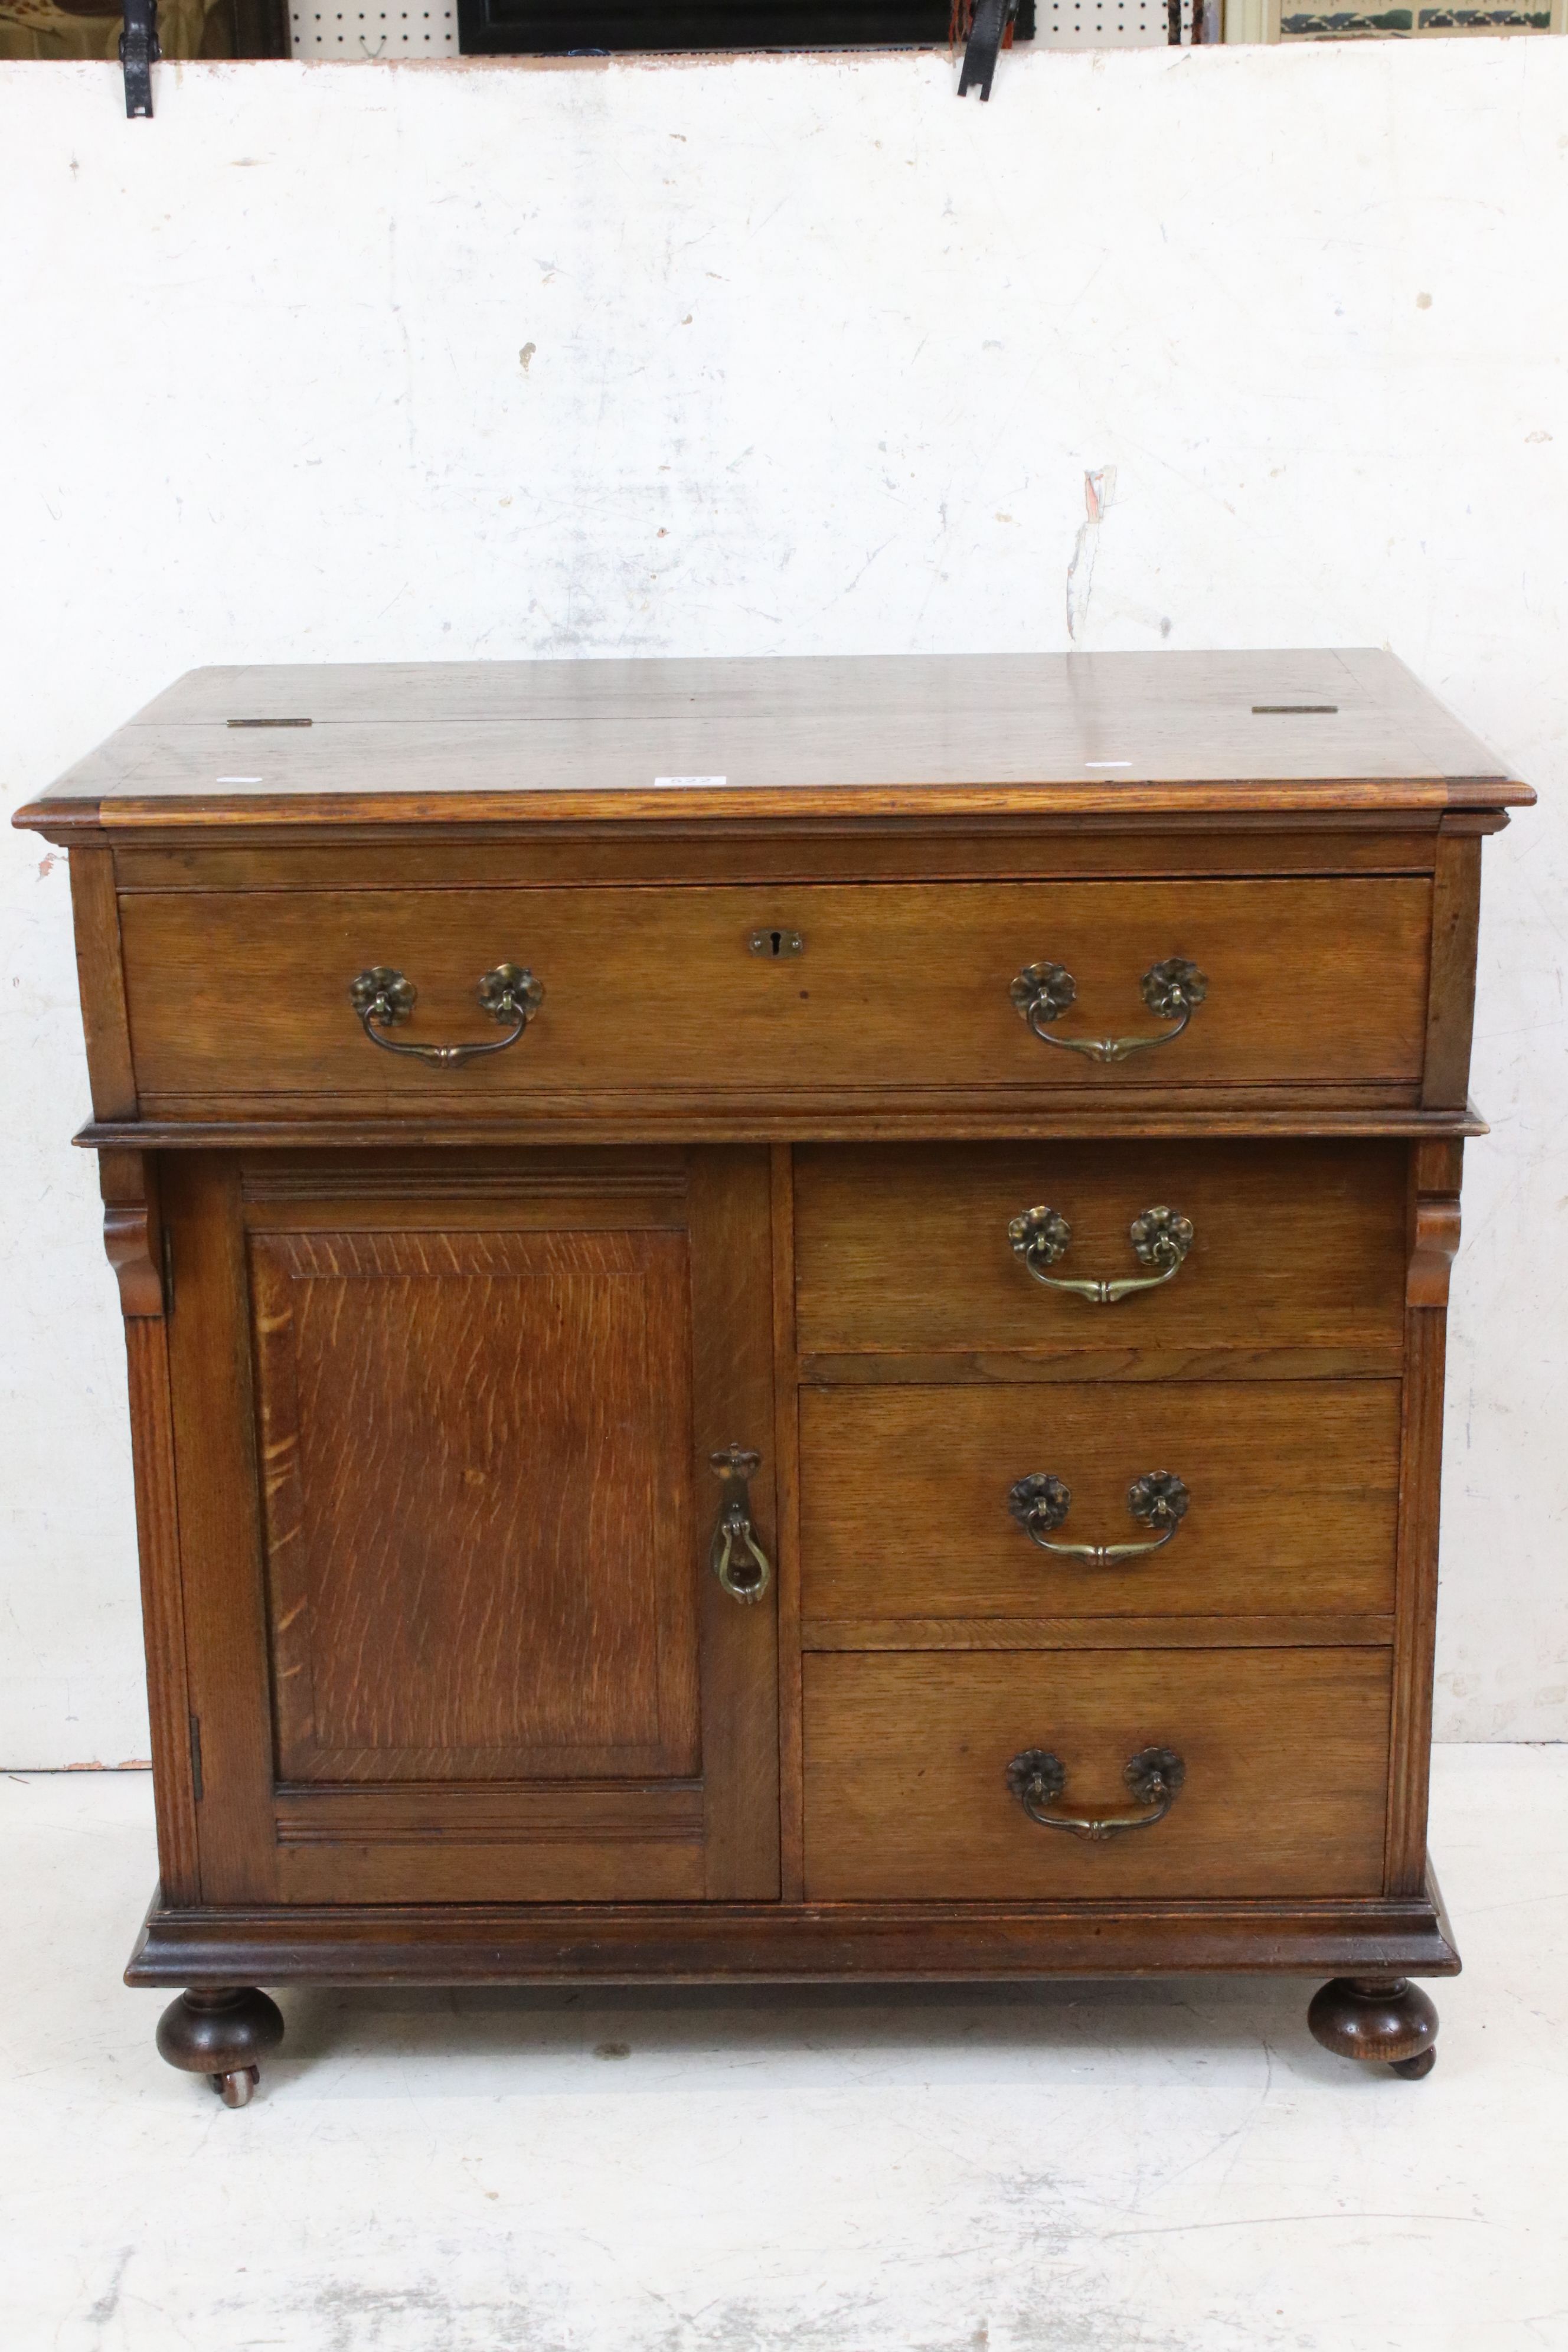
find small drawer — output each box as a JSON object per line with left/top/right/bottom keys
{"left": 795, "top": 1139, "right": 1409, "bottom": 1361}
{"left": 116, "top": 876, "right": 1431, "bottom": 1110}
{"left": 802, "top": 1647, "right": 1391, "bottom": 1900}
{"left": 799, "top": 1380, "right": 1400, "bottom": 1625}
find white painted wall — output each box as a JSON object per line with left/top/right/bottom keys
{"left": 1, "top": 43, "right": 1564, "bottom": 1763}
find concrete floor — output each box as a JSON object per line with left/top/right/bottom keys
{"left": 1, "top": 1747, "right": 1563, "bottom": 2352}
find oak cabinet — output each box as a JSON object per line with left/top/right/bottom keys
{"left": 17, "top": 646, "right": 1530, "bottom": 2103}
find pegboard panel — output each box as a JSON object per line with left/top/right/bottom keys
{"left": 1035, "top": 0, "right": 1171, "bottom": 40}
{"left": 289, "top": 3, "right": 458, "bottom": 52}
{"left": 288, "top": 1, "right": 1187, "bottom": 53}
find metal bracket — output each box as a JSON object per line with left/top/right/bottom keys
{"left": 958, "top": 0, "right": 1018, "bottom": 102}
{"left": 708, "top": 1445, "right": 772, "bottom": 1605}
{"left": 121, "top": 0, "right": 160, "bottom": 119}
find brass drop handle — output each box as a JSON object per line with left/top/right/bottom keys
{"left": 1007, "top": 1471, "right": 1190, "bottom": 1566}
{"left": 1006, "top": 1746, "right": 1185, "bottom": 1840}
{"left": 708, "top": 1445, "right": 772, "bottom": 1605}
{"left": 349, "top": 964, "right": 544, "bottom": 1067}
{"left": 1010, "top": 956, "right": 1207, "bottom": 1061}
{"left": 1009, "top": 1204, "right": 1193, "bottom": 1304}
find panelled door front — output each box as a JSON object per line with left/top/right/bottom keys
{"left": 164, "top": 1147, "right": 779, "bottom": 1904}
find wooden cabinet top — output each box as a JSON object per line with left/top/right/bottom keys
{"left": 15, "top": 649, "right": 1530, "bottom": 841}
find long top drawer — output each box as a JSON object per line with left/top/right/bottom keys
{"left": 117, "top": 877, "right": 1432, "bottom": 1110}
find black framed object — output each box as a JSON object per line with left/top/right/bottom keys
{"left": 458, "top": 0, "right": 1033, "bottom": 53}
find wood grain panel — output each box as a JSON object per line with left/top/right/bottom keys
{"left": 795, "top": 1139, "right": 1407, "bottom": 1358}
{"left": 22, "top": 651, "right": 1527, "bottom": 833}
{"left": 275, "top": 1841, "right": 707, "bottom": 1904}
{"left": 771, "top": 1144, "right": 805, "bottom": 1902}
{"left": 160, "top": 1149, "right": 778, "bottom": 1907}
{"left": 128, "top": 1876, "right": 1461, "bottom": 1988}
{"left": 1422, "top": 823, "right": 1483, "bottom": 1109}
{"left": 240, "top": 1147, "right": 686, "bottom": 1215}
{"left": 272, "top": 1781, "right": 704, "bottom": 1844}
{"left": 117, "top": 878, "right": 1433, "bottom": 1100}
{"left": 87, "top": 1103, "right": 1484, "bottom": 1152}
{"left": 1386, "top": 1138, "right": 1462, "bottom": 1892}
{"left": 687, "top": 1149, "right": 781, "bottom": 1900}
{"left": 161, "top": 1153, "right": 281, "bottom": 1906}
{"left": 24, "top": 792, "right": 1521, "bottom": 849}
{"left": 250, "top": 1225, "right": 699, "bottom": 1781}
{"left": 802, "top": 1649, "right": 1393, "bottom": 1900}
{"left": 272, "top": 1782, "right": 707, "bottom": 1903}
{"left": 77, "top": 646, "right": 1499, "bottom": 761}
{"left": 801, "top": 1348, "right": 1400, "bottom": 1386}
{"left": 110, "top": 827, "right": 1443, "bottom": 894}
{"left": 1386, "top": 1304, "right": 1448, "bottom": 1896}
{"left": 67, "top": 845, "right": 136, "bottom": 1119}
{"left": 123, "top": 1308, "right": 200, "bottom": 1903}
{"left": 802, "top": 1615, "right": 1395, "bottom": 1651}
{"left": 800, "top": 1381, "right": 1401, "bottom": 1622}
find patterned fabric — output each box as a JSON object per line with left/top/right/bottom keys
{"left": 0, "top": 0, "right": 229, "bottom": 57}
{"left": 1279, "top": 5, "right": 1550, "bottom": 27}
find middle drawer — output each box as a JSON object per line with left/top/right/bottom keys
{"left": 795, "top": 1139, "right": 1407, "bottom": 1362}
{"left": 799, "top": 1380, "right": 1400, "bottom": 1625}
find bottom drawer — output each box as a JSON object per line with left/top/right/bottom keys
{"left": 802, "top": 1648, "right": 1391, "bottom": 1901}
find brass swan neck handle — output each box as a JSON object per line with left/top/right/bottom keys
{"left": 349, "top": 964, "right": 544, "bottom": 1067}
{"left": 1007, "top": 1471, "right": 1190, "bottom": 1567}
{"left": 1009, "top": 1204, "right": 1194, "bottom": 1304}
{"left": 1010, "top": 956, "right": 1207, "bottom": 1062}
{"left": 1006, "top": 1746, "right": 1185, "bottom": 1840}
{"left": 708, "top": 1445, "right": 772, "bottom": 1605}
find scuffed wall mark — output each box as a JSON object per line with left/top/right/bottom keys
{"left": 264, "top": 2279, "right": 569, "bottom": 2352}
{"left": 37, "top": 852, "right": 57, "bottom": 880}
{"left": 837, "top": 533, "right": 899, "bottom": 602}
{"left": 85, "top": 2248, "right": 133, "bottom": 2337}
{"left": 1065, "top": 465, "right": 1116, "bottom": 644}
{"left": 519, "top": 342, "right": 536, "bottom": 373}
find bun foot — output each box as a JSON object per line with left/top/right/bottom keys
{"left": 1307, "top": 1977, "right": 1439, "bottom": 2077}
{"left": 156, "top": 1988, "right": 283, "bottom": 2103}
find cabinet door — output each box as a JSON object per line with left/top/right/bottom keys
{"left": 164, "top": 1148, "right": 779, "bottom": 1904}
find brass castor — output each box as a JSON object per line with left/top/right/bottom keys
{"left": 1307, "top": 1977, "right": 1439, "bottom": 2078}
{"left": 155, "top": 1988, "right": 283, "bottom": 2103}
